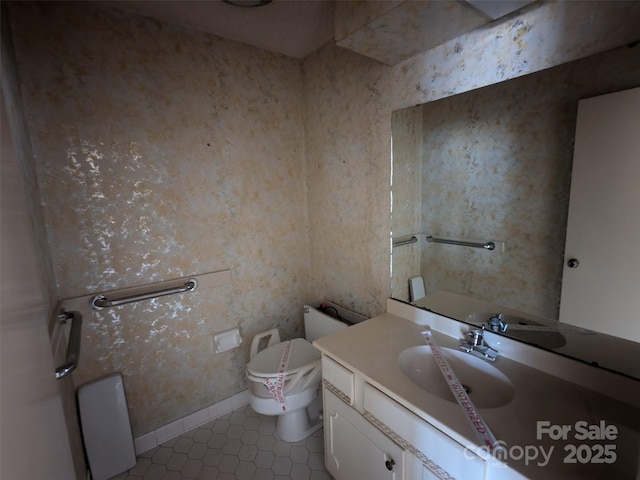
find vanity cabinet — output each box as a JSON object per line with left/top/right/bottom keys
{"left": 315, "top": 305, "right": 640, "bottom": 480}
{"left": 325, "top": 389, "right": 405, "bottom": 479}
{"left": 321, "top": 354, "right": 486, "bottom": 480}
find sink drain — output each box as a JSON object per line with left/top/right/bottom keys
{"left": 462, "top": 384, "right": 471, "bottom": 394}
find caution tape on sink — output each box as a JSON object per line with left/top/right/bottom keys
{"left": 421, "top": 330, "right": 505, "bottom": 455}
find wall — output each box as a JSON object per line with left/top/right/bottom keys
{"left": 302, "top": 46, "right": 393, "bottom": 316}
{"left": 335, "top": 0, "right": 496, "bottom": 65}
{"left": 9, "top": 1, "right": 310, "bottom": 437}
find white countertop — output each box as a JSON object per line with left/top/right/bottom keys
{"left": 313, "top": 311, "right": 640, "bottom": 479}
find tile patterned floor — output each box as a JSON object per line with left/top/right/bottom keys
{"left": 113, "top": 404, "right": 333, "bottom": 480}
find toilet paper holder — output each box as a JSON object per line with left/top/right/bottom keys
{"left": 213, "top": 328, "right": 242, "bottom": 354}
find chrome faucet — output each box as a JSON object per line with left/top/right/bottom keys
{"left": 460, "top": 328, "right": 499, "bottom": 362}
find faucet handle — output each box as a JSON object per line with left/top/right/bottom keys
{"left": 487, "top": 313, "right": 508, "bottom": 333}
{"left": 468, "top": 329, "right": 484, "bottom": 346}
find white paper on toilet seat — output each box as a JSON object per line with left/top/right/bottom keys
{"left": 262, "top": 340, "right": 292, "bottom": 412}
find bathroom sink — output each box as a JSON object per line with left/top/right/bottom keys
{"left": 398, "top": 346, "right": 514, "bottom": 409}
{"left": 466, "top": 312, "right": 566, "bottom": 349}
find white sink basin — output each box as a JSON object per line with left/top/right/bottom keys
{"left": 399, "top": 346, "right": 515, "bottom": 409}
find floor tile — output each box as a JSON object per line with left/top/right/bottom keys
{"left": 117, "top": 405, "right": 333, "bottom": 480}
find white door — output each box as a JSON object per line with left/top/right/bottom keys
{"left": 1, "top": 85, "right": 80, "bottom": 478}
{"left": 559, "top": 87, "right": 640, "bottom": 342}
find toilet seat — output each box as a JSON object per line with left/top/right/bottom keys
{"left": 246, "top": 338, "right": 320, "bottom": 378}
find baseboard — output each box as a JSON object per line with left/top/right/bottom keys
{"left": 133, "top": 389, "right": 250, "bottom": 455}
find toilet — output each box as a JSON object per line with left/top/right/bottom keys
{"left": 245, "top": 304, "right": 350, "bottom": 442}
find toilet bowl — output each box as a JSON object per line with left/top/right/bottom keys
{"left": 245, "top": 304, "right": 354, "bottom": 442}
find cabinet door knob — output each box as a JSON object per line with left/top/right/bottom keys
{"left": 385, "top": 458, "right": 395, "bottom": 471}
{"left": 567, "top": 258, "right": 580, "bottom": 268}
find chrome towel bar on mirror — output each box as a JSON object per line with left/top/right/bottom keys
{"left": 90, "top": 278, "right": 198, "bottom": 310}
{"left": 55, "top": 310, "right": 82, "bottom": 379}
{"left": 426, "top": 235, "right": 496, "bottom": 251}
{"left": 392, "top": 235, "right": 418, "bottom": 247}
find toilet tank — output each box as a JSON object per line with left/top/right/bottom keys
{"left": 303, "top": 301, "right": 368, "bottom": 342}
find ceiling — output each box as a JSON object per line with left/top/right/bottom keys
{"left": 101, "top": 0, "right": 535, "bottom": 63}
{"left": 103, "top": 0, "right": 336, "bottom": 59}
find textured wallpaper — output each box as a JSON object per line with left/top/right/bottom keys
{"left": 8, "top": 0, "right": 640, "bottom": 438}
{"left": 336, "top": 0, "right": 490, "bottom": 65}
{"left": 302, "top": 47, "right": 393, "bottom": 317}
{"left": 9, "top": 2, "right": 309, "bottom": 436}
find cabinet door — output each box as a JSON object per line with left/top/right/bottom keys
{"left": 324, "top": 390, "right": 404, "bottom": 480}
{"left": 405, "top": 453, "right": 445, "bottom": 480}
{"left": 560, "top": 86, "right": 640, "bottom": 341}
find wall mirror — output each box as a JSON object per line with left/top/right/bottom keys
{"left": 390, "top": 43, "right": 640, "bottom": 380}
